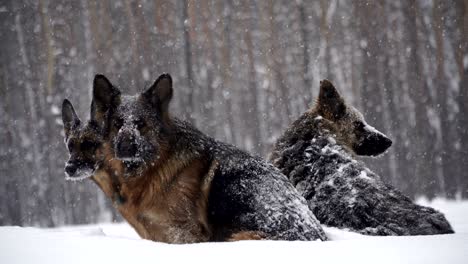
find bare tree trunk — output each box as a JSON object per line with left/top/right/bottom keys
{"left": 182, "top": 0, "right": 195, "bottom": 124}
{"left": 15, "top": 10, "right": 53, "bottom": 225}
{"left": 356, "top": 1, "right": 393, "bottom": 189}
{"left": 433, "top": 0, "right": 450, "bottom": 197}
{"left": 320, "top": 0, "right": 333, "bottom": 79}
{"left": 297, "top": 1, "right": 312, "bottom": 109}
{"left": 124, "top": 0, "right": 142, "bottom": 91}
{"left": 458, "top": 0, "right": 468, "bottom": 198}
{"left": 403, "top": 0, "right": 437, "bottom": 198}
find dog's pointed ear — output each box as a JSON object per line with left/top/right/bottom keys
{"left": 92, "top": 74, "right": 120, "bottom": 110}
{"left": 91, "top": 74, "right": 120, "bottom": 126}
{"left": 143, "top": 73, "right": 173, "bottom": 114}
{"left": 89, "top": 100, "right": 100, "bottom": 128}
{"left": 317, "top": 80, "right": 346, "bottom": 120}
{"left": 62, "top": 99, "right": 81, "bottom": 138}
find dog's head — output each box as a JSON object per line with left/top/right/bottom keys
{"left": 315, "top": 80, "right": 392, "bottom": 156}
{"left": 62, "top": 99, "right": 103, "bottom": 180}
{"left": 91, "top": 74, "right": 173, "bottom": 173}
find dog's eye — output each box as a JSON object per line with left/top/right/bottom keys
{"left": 135, "top": 119, "right": 146, "bottom": 129}
{"left": 67, "top": 141, "right": 76, "bottom": 151}
{"left": 354, "top": 121, "right": 365, "bottom": 131}
{"left": 114, "top": 118, "right": 124, "bottom": 129}
{"left": 81, "top": 140, "right": 99, "bottom": 151}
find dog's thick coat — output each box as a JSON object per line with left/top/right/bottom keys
{"left": 88, "top": 74, "right": 327, "bottom": 243}
{"left": 269, "top": 80, "right": 454, "bottom": 235}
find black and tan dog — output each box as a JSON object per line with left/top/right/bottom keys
{"left": 62, "top": 74, "right": 327, "bottom": 243}
{"left": 269, "top": 80, "right": 454, "bottom": 235}
{"left": 62, "top": 99, "right": 124, "bottom": 205}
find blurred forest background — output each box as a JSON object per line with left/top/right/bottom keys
{"left": 0, "top": 0, "right": 467, "bottom": 227}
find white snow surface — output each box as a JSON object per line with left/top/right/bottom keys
{"left": 1, "top": 199, "right": 467, "bottom": 264}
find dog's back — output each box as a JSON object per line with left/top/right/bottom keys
{"left": 270, "top": 80, "right": 454, "bottom": 235}
{"left": 184, "top": 124, "right": 327, "bottom": 241}
{"left": 156, "top": 119, "right": 327, "bottom": 241}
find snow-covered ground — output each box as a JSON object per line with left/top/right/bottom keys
{"left": 1, "top": 199, "right": 467, "bottom": 264}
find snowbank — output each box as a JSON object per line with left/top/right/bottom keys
{"left": 1, "top": 199, "right": 467, "bottom": 264}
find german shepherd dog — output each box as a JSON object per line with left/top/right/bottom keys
{"left": 64, "top": 74, "right": 327, "bottom": 243}
{"left": 62, "top": 99, "right": 124, "bottom": 204}
{"left": 269, "top": 80, "right": 454, "bottom": 235}
{"left": 62, "top": 99, "right": 98, "bottom": 181}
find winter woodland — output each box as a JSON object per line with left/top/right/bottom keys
{"left": 0, "top": 0, "right": 467, "bottom": 226}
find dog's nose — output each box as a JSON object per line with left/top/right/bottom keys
{"left": 65, "top": 163, "right": 77, "bottom": 176}
{"left": 117, "top": 141, "right": 138, "bottom": 158}
{"left": 354, "top": 133, "right": 393, "bottom": 157}
{"left": 382, "top": 137, "right": 392, "bottom": 150}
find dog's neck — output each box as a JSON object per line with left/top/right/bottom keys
{"left": 271, "top": 110, "right": 344, "bottom": 157}
{"left": 270, "top": 111, "right": 356, "bottom": 190}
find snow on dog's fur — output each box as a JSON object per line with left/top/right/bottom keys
{"left": 90, "top": 74, "right": 327, "bottom": 243}
{"left": 62, "top": 99, "right": 102, "bottom": 181}
{"left": 269, "top": 80, "right": 454, "bottom": 235}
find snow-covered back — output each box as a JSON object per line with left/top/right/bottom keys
{"left": 170, "top": 119, "right": 327, "bottom": 241}
{"left": 270, "top": 113, "right": 453, "bottom": 235}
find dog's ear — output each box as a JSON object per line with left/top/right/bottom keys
{"left": 317, "top": 80, "right": 346, "bottom": 120}
{"left": 143, "top": 73, "right": 173, "bottom": 114}
{"left": 92, "top": 74, "right": 120, "bottom": 110}
{"left": 89, "top": 100, "right": 101, "bottom": 130}
{"left": 62, "top": 99, "right": 80, "bottom": 138}
{"left": 91, "top": 74, "right": 120, "bottom": 127}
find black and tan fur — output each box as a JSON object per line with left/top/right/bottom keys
{"left": 62, "top": 98, "right": 216, "bottom": 242}
{"left": 62, "top": 100, "right": 124, "bottom": 205}
{"left": 63, "top": 74, "right": 327, "bottom": 244}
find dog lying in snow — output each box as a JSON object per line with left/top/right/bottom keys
{"left": 269, "top": 80, "right": 454, "bottom": 236}
{"left": 61, "top": 74, "right": 327, "bottom": 243}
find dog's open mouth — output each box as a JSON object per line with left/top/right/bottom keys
{"left": 122, "top": 158, "right": 145, "bottom": 172}
{"left": 119, "top": 156, "right": 143, "bottom": 163}
{"left": 115, "top": 150, "right": 145, "bottom": 162}
{"left": 65, "top": 167, "right": 94, "bottom": 181}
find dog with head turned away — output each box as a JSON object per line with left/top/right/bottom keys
{"left": 269, "top": 80, "right": 454, "bottom": 236}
